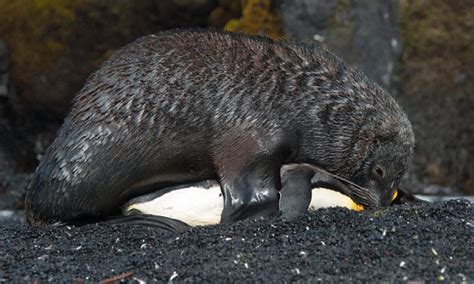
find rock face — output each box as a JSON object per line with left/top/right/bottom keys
{"left": 0, "top": 41, "right": 37, "bottom": 201}
{"left": 397, "top": 0, "right": 474, "bottom": 195}
{"left": 0, "top": 40, "right": 8, "bottom": 98}
{"left": 0, "top": 40, "right": 16, "bottom": 184}
{"left": 279, "top": 0, "right": 401, "bottom": 92}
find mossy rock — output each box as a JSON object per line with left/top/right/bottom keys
{"left": 208, "top": 0, "right": 242, "bottom": 28}
{"left": 400, "top": 0, "right": 473, "bottom": 93}
{"left": 0, "top": 0, "right": 215, "bottom": 117}
{"left": 224, "top": 0, "right": 283, "bottom": 39}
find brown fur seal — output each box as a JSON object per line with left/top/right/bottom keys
{"left": 25, "top": 29, "right": 414, "bottom": 226}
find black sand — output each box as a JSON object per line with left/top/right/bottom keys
{"left": 0, "top": 200, "right": 472, "bottom": 282}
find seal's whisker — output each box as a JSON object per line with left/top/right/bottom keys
{"left": 301, "top": 163, "right": 381, "bottom": 207}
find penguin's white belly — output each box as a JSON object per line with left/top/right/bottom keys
{"left": 125, "top": 184, "right": 362, "bottom": 227}
{"left": 309, "top": 188, "right": 363, "bottom": 211}
{"left": 126, "top": 182, "right": 224, "bottom": 227}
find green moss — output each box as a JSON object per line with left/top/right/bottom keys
{"left": 224, "top": 0, "right": 283, "bottom": 39}
{"left": 0, "top": 0, "right": 83, "bottom": 88}
{"left": 0, "top": 0, "right": 163, "bottom": 112}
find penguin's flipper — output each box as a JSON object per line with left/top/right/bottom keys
{"left": 279, "top": 165, "right": 314, "bottom": 220}
{"left": 103, "top": 213, "right": 192, "bottom": 233}
{"left": 309, "top": 169, "right": 349, "bottom": 193}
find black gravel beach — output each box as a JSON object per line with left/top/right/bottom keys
{"left": 0, "top": 199, "right": 472, "bottom": 282}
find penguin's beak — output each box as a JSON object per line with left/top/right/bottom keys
{"left": 391, "top": 189, "right": 399, "bottom": 202}
{"left": 350, "top": 201, "right": 364, "bottom": 211}
{"left": 391, "top": 187, "right": 427, "bottom": 205}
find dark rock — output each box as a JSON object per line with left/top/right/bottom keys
{"left": 0, "top": 40, "right": 16, "bottom": 186}
{"left": 0, "top": 174, "right": 31, "bottom": 210}
{"left": 279, "top": 0, "right": 401, "bottom": 92}
{"left": 207, "top": 0, "right": 242, "bottom": 27}
{"left": 0, "top": 40, "right": 9, "bottom": 97}
{"left": 399, "top": 88, "right": 474, "bottom": 195}
{"left": 0, "top": 40, "right": 39, "bottom": 197}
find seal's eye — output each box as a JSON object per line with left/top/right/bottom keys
{"left": 372, "top": 164, "right": 385, "bottom": 180}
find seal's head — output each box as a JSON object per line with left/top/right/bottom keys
{"left": 348, "top": 107, "right": 415, "bottom": 209}
{"left": 350, "top": 140, "right": 413, "bottom": 208}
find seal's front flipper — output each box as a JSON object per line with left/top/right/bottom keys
{"left": 219, "top": 156, "right": 281, "bottom": 223}
{"left": 279, "top": 165, "right": 314, "bottom": 220}
{"left": 103, "top": 214, "right": 191, "bottom": 233}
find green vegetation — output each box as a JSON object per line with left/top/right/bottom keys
{"left": 224, "top": 0, "right": 283, "bottom": 39}
{"left": 0, "top": 0, "right": 158, "bottom": 112}
{"left": 0, "top": 0, "right": 81, "bottom": 87}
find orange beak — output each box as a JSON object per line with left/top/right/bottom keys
{"left": 349, "top": 200, "right": 364, "bottom": 211}
{"left": 391, "top": 189, "right": 399, "bottom": 202}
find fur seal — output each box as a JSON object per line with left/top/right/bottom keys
{"left": 25, "top": 29, "right": 414, "bottom": 226}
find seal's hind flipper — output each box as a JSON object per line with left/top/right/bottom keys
{"left": 104, "top": 214, "right": 191, "bottom": 233}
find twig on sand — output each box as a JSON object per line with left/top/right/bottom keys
{"left": 99, "top": 271, "right": 134, "bottom": 284}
